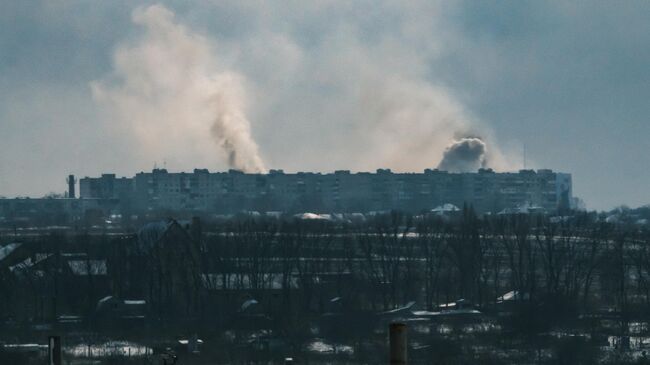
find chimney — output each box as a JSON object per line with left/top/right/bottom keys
{"left": 67, "top": 175, "right": 76, "bottom": 199}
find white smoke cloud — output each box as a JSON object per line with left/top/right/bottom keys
{"left": 356, "top": 75, "right": 483, "bottom": 171}
{"left": 90, "top": 3, "right": 514, "bottom": 175}
{"left": 208, "top": 2, "right": 516, "bottom": 173}
{"left": 91, "top": 4, "right": 265, "bottom": 173}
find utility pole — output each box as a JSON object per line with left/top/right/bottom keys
{"left": 389, "top": 323, "right": 407, "bottom": 365}
{"left": 48, "top": 336, "right": 61, "bottom": 365}
{"left": 523, "top": 143, "right": 527, "bottom": 170}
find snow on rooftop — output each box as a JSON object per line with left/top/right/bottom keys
{"left": 241, "top": 299, "right": 258, "bottom": 312}
{"left": 431, "top": 204, "right": 460, "bottom": 213}
{"left": 412, "top": 309, "right": 481, "bottom": 317}
{"left": 124, "top": 300, "right": 146, "bottom": 305}
{"left": 9, "top": 253, "right": 52, "bottom": 272}
{"left": 294, "top": 213, "right": 332, "bottom": 220}
{"left": 497, "top": 290, "right": 529, "bottom": 302}
{"left": 67, "top": 260, "right": 107, "bottom": 276}
{"left": 0, "top": 243, "right": 22, "bottom": 262}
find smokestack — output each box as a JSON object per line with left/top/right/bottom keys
{"left": 67, "top": 175, "right": 76, "bottom": 199}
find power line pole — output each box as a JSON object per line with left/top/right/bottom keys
{"left": 523, "top": 143, "right": 527, "bottom": 170}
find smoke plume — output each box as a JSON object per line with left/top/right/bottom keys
{"left": 90, "top": 3, "right": 514, "bottom": 175}
{"left": 91, "top": 4, "right": 266, "bottom": 172}
{"left": 437, "top": 137, "right": 488, "bottom": 172}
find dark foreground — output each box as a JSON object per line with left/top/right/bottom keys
{"left": 2, "top": 209, "right": 650, "bottom": 364}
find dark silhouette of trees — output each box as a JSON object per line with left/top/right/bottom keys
{"left": 3, "top": 210, "right": 650, "bottom": 364}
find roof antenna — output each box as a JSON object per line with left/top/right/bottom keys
{"left": 523, "top": 143, "right": 527, "bottom": 170}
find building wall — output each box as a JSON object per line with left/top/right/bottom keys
{"left": 80, "top": 174, "right": 134, "bottom": 200}
{"left": 0, "top": 197, "right": 112, "bottom": 226}
{"left": 75, "top": 168, "right": 573, "bottom": 214}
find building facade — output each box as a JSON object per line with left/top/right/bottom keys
{"left": 78, "top": 168, "right": 573, "bottom": 214}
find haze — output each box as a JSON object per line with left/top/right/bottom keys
{"left": 1, "top": 1, "right": 649, "bottom": 211}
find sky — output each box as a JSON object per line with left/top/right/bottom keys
{"left": 0, "top": 1, "right": 649, "bottom": 211}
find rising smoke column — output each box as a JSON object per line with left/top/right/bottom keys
{"left": 437, "top": 137, "right": 488, "bottom": 172}
{"left": 91, "top": 4, "right": 266, "bottom": 172}
{"left": 206, "top": 74, "right": 267, "bottom": 172}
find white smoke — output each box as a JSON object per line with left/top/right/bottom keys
{"left": 356, "top": 75, "right": 482, "bottom": 171}
{"left": 91, "top": 4, "right": 265, "bottom": 173}
{"left": 91, "top": 3, "right": 514, "bottom": 175}
{"left": 211, "top": 3, "right": 516, "bottom": 173}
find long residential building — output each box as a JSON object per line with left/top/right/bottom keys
{"left": 77, "top": 168, "right": 574, "bottom": 214}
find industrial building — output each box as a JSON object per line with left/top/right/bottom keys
{"left": 77, "top": 168, "right": 573, "bottom": 214}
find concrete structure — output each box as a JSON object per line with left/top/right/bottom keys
{"left": 0, "top": 197, "right": 116, "bottom": 226}
{"left": 67, "top": 174, "right": 76, "bottom": 199}
{"left": 78, "top": 168, "right": 573, "bottom": 214}
{"left": 79, "top": 173, "right": 134, "bottom": 201}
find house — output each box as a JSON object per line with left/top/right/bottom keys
{"left": 133, "top": 219, "right": 202, "bottom": 319}
{"left": 6, "top": 251, "right": 110, "bottom": 321}
{"left": 0, "top": 243, "right": 28, "bottom": 269}
{"left": 95, "top": 296, "right": 147, "bottom": 327}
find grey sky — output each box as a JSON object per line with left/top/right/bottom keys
{"left": 0, "top": 1, "right": 648, "bottom": 210}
